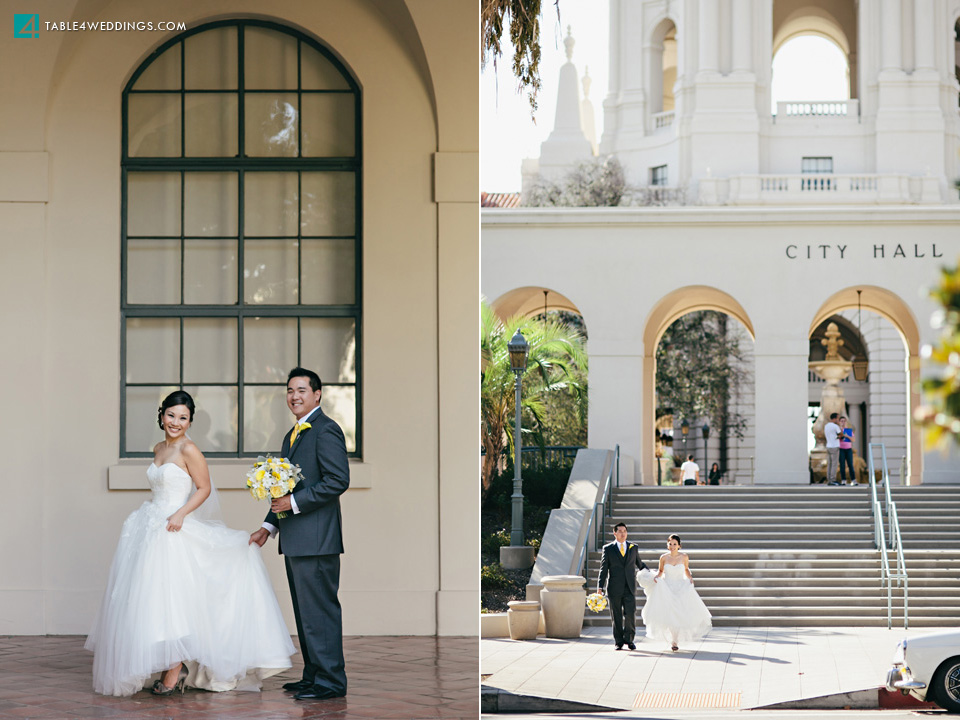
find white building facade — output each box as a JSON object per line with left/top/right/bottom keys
{"left": 483, "top": 0, "right": 960, "bottom": 486}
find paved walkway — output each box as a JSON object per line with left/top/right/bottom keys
{"left": 482, "top": 625, "right": 943, "bottom": 714}
{"left": 0, "top": 635, "right": 477, "bottom": 719}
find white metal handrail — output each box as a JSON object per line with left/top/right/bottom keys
{"left": 577, "top": 445, "right": 619, "bottom": 577}
{"left": 867, "top": 442, "right": 909, "bottom": 629}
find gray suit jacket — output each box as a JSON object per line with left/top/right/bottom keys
{"left": 265, "top": 406, "right": 350, "bottom": 557}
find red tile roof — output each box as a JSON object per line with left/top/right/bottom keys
{"left": 481, "top": 191, "right": 521, "bottom": 208}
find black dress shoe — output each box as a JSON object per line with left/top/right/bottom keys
{"left": 627, "top": 643, "right": 637, "bottom": 650}
{"left": 615, "top": 644, "right": 623, "bottom": 650}
{"left": 283, "top": 680, "right": 312, "bottom": 692}
{"left": 294, "top": 686, "right": 346, "bottom": 700}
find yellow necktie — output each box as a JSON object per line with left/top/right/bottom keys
{"left": 290, "top": 423, "right": 301, "bottom": 446}
{"left": 619, "top": 544, "right": 625, "bottom": 556}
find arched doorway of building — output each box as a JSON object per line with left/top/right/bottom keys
{"left": 643, "top": 287, "right": 756, "bottom": 486}
{"left": 487, "top": 286, "right": 589, "bottom": 471}
{"left": 809, "top": 287, "right": 921, "bottom": 484}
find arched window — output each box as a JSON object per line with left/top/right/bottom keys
{"left": 121, "top": 20, "right": 361, "bottom": 458}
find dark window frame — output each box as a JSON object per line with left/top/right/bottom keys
{"left": 650, "top": 164, "right": 668, "bottom": 186}
{"left": 120, "top": 19, "right": 362, "bottom": 458}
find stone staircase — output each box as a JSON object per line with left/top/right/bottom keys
{"left": 583, "top": 485, "right": 960, "bottom": 628}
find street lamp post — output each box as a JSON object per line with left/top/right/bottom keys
{"left": 680, "top": 418, "right": 689, "bottom": 450}
{"left": 701, "top": 420, "right": 710, "bottom": 482}
{"left": 500, "top": 329, "right": 536, "bottom": 569}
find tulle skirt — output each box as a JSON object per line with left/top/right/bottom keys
{"left": 84, "top": 500, "right": 294, "bottom": 696}
{"left": 639, "top": 567, "right": 712, "bottom": 644}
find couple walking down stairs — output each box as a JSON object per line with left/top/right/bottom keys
{"left": 584, "top": 485, "right": 960, "bottom": 628}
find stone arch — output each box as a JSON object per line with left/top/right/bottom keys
{"left": 772, "top": 0, "right": 857, "bottom": 98}
{"left": 640, "top": 287, "right": 756, "bottom": 485}
{"left": 489, "top": 286, "right": 583, "bottom": 322}
{"left": 809, "top": 286, "right": 921, "bottom": 484}
{"left": 647, "top": 17, "right": 679, "bottom": 117}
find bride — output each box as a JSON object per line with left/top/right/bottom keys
{"left": 640, "top": 534, "right": 712, "bottom": 652}
{"left": 85, "top": 390, "right": 294, "bottom": 697}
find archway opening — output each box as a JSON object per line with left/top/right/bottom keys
{"left": 809, "top": 288, "right": 920, "bottom": 484}
{"left": 771, "top": 35, "right": 849, "bottom": 114}
{"left": 648, "top": 19, "right": 677, "bottom": 120}
{"left": 654, "top": 310, "right": 755, "bottom": 486}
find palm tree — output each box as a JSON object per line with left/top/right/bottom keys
{"left": 481, "top": 301, "right": 587, "bottom": 495}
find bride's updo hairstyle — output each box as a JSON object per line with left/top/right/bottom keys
{"left": 669, "top": 534, "right": 682, "bottom": 546}
{"left": 157, "top": 390, "right": 196, "bottom": 430}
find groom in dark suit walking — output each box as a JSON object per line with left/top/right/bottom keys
{"left": 598, "top": 522, "right": 648, "bottom": 650}
{"left": 250, "top": 368, "right": 350, "bottom": 700}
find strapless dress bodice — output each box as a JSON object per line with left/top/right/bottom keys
{"left": 147, "top": 462, "right": 193, "bottom": 510}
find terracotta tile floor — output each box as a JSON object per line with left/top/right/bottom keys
{"left": 0, "top": 636, "right": 478, "bottom": 720}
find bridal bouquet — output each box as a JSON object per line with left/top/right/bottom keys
{"left": 586, "top": 593, "right": 608, "bottom": 613}
{"left": 246, "top": 456, "right": 303, "bottom": 518}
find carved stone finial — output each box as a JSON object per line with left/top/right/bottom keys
{"left": 821, "top": 322, "right": 845, "bottom": 361}
{"left": 564, "top": 26, "right": 575, "bottom": 61}
{"left": 582, "top": 66, "right": 592, "bottom": 97}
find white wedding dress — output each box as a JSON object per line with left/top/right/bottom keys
{"left": 640, "top": 562, "right": 712, "bottom": 644}
{"left": 85, "top": 463, "right": 294, "bottom": 697}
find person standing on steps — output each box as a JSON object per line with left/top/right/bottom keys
{"left": 597, "top": 523, "right": 649, "bottom": 651}
{"left": 825, "top": 413, "right": 842, "bottom": 485}
{"left": 680, "top": 455, "right": 700, "bottom": 486}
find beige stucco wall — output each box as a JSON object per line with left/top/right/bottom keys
{"left": 0, "top": 0, "right": 478, "bottom": 636}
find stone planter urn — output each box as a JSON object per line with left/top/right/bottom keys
{"left": 539, "top": 575, "right": 586, "bottom": 639}
{"left": 506, "top": 601, "right": 541, "bottom": 640}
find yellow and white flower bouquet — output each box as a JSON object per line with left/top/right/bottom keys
{"left": 246, "top": 455, "right": 304, "bottom": 518}
{"left": 586, "top": 592, "right": 608, "bottom": 613}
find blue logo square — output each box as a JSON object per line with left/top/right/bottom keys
{"left": 14, "top": 14, "right": 40, "bottom": 38}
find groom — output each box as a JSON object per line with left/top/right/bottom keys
{"left": 597, "top": 522, "right": 648, "bottom": 650}
{"left": 250, "top": 368, "right": 350, "bottom": 700}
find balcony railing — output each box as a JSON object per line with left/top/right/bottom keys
{"left": 652, "top": 110, "right": 675, "bottom": 130}
{"left": 707, "top": 173, "right": 943, "bottom": 204}
{"left": 774, "top": 99, "right": 859, "bottom": 121}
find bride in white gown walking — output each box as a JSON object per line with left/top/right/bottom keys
{"left": 85, "top": 391, "right": 294, "bottom": 697}
{"left": 640, "top": 534, "right": 712, "bottom": 651}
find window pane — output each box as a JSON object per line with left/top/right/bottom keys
{"left": 301, "top": 47, "right": 349, "bottom": 90}
{"left": 183, "top": 318, "right": 237, "bottom": 383}
{"left": 322, "top": 386, "right": 356, "bottom": 452}
{"left": 128, "top": 94, "right": 182, "bottom": 157}
{"left": 133, "top": 45, "right": 181, "bottom": 90}
{"left": 301, "top": 318, "right": 355, "bottom": 382}
{"left": 245, "top": 94, "right": 299, "bottom": 157}
{"left": 243, "top": 385, "right": 289, "bottom": 453}
{"left": 301, "top": 94, "right": 354, "bottom": 157}
{"left": 244, "top": 173, "right": 298, "bottom": 236}
{"left": 301, "top": 173, "right": 355, "bottom": 236}
{"left": 244, "top": 240, "right": 299, "bottom": 305}
{"left": 126, "top": 317, "right": 179, "bottom": 383}
{"left": 185, "top": 94, "right": 239, "bottom": 157}
{"left": 183, "top": 385, "right": 238, "bottom": 452}
{"left": 184, "top": 239, "right": 238, "bottom": 304}
{"left": 128, "top": 239, "right": 181, "bottom": 304}
{"left": 301, "top": 239, "right": 354, "bottom": 305}
{"left": 184, "top": 26, "right": 237, "bottom": 89}
{"left": 128, "top": 173, "right": 181, "bottom": 237}
{"left": 244, "top": 26, "right": 298, "bottom": 89}
{"left": 126, "top": 385, "right": 178, "bottom": 452}
{"left": 184, "top": 172, "right": 238, "bottom": 236}
{"left": 244, "top": 317, "right": 297, "bottom": 382}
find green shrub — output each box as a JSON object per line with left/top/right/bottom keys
{"left": 481, "top": 529, "right": 511, "bottom": 556}
{"left": 480, "top": 563, "right": 512, "bottom": 590}
{"left": 483, "top": 464, "right": 570, "bottom": 513}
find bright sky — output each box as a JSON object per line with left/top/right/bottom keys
{"left": 482, "top": 7, "right": 849, "bottom": 194}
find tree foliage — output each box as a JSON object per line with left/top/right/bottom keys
{"left": 525, "top": 157, "right": 627, "bottom": 207}
{"left": 481, "top": 0, "right": 559, "bottom": 113}
{"left": 656, "top": 311, "right": 750, "bottom": 440}
{"left": 916, "top": 258, "right": 960, "bottom": 446}
{"left": 481, "top": 302, "right": 587, "bottom": 493}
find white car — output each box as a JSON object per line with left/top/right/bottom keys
{"left": 886, "top": 629, "right": 960, "bottom": 712}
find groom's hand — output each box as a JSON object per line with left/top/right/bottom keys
{"left": 249, "top": 528, "right": 269, "bottom": 546}
{"left": 271, "top": 496, "right": 293, "bottom": 513}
